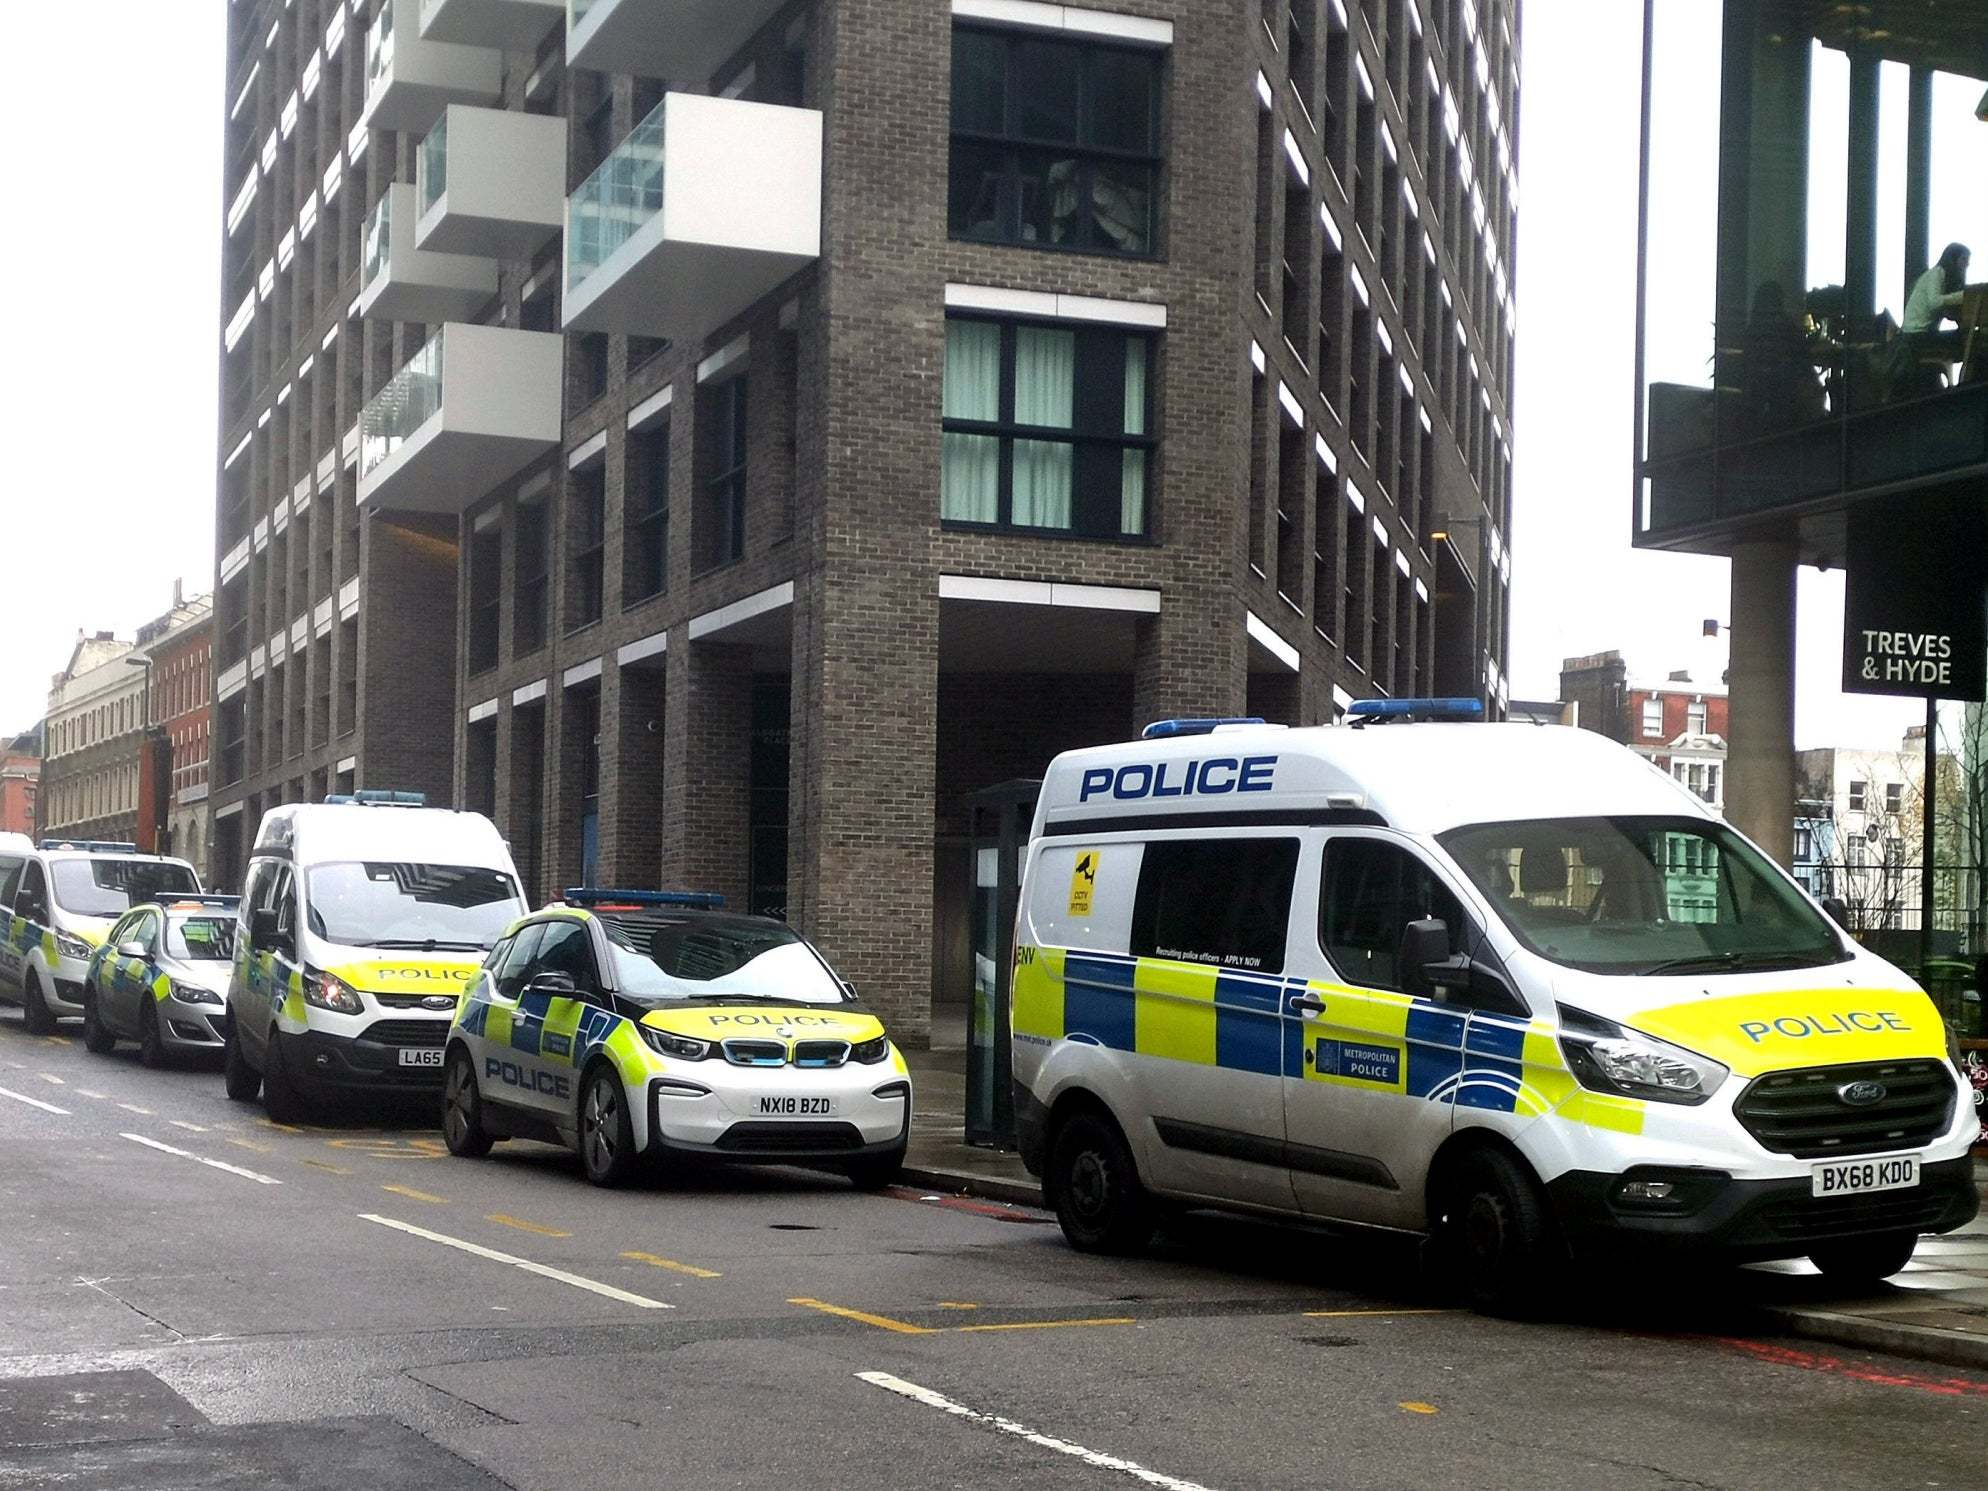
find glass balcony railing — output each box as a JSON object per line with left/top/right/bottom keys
{"left": 362, "top": 337, "right": 445, "bottom": 477}
{"left": 363, "top": 191, "right": 391, "bottom": 286}
{"left": 567, "top": 96, "right": 665, "bottom": 291}
{"left": 419, "top": 113, "right": 449, "bottom": 216}
{"left": 366, "top": 1, "right": 395, "bottom": 98}
{"left": 571, "top": 0, "right": 603, "bottom": 26}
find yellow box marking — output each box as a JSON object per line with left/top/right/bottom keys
{"left": 301, "top": 1159, "right": 354, "bottom": 1175}
{"left": 383, "top": 1184, "right": 448, "bottom": 1204}
{"left": 487, "top": 1213, "right": 571, "bottom": 1238}
{"left": 622, "top": 1251, "right": 722, "bottom": 1279}
{"left": 1399, "top": 1402, "right": 1440, "bottom": 1415}
{"left": 789, "top": 1297, "right": 937, "bottom": 1334}
{"left": 1067, "top": 851, "right": 1100, "bottom": 916}
{"left": 937, "top": 1302, "right": 979, "bottom": 1310}
{"left": 227, "top": 1137, "right": 273, "bottom": 1154}
{"left": 953, "top": 1318, "right": 1135, "bottom": 1334}
{"left": 1302, "top": 1308, "right": 1456, "bottom": 1318}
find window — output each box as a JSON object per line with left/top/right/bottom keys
{"left": 1130, "top": 837, "right": 1299, "bottom": 974}
{"left": 529, "top": 919, "right": 597, "bottom": 987}
{"left": 493, "top": 924, "right": 544, "bottom": 998}
{"left": 948, "top": 27, "right": 1162, "bottom": 257}
{"left": 305, "top": 863, "right": 523, "bottom": 949}
{"left": 941, "top": 317, "right": 1155, "bottom": 539}
{"left": 696, "top": 377, "right": 748, "bottom": 571}
{"left": 1884, "top": 782, "right": 1903, "bottom": 816}
{"left": 1686, "top": 700, "right": 1707, "bottom": 735}
{"left": 1847, "top": 779, "right": 1867, "bottom": 814}
{"left": 1640, "top": 698, "right": 1663, "bottom": 737}
{"left": 1320, "top": 837, "right": 1468, "bottom": 991}
{"left": 515, "top": 490, "right": 550, "bottom": 654}
{"left": 566, "top": 465, "right": 606, "bottom": 632}
{"left": 572, "top": 333, "right": 610, "bottom": 408}
{"left": 467, "top": 520, "right": 501, "bottom": 674}
{"left": 625, "top": 420, "right": 670, "bottom": 604}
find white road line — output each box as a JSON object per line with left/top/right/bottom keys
{"left": 359, "top": 1214, "right": 673, "bottom": 1311}
{"left": 117, "top": 1104, "right": 154, "bottom": 1116}
{"left": 121, "top": 1133, "right": 282, "bottom": 1185}
{"left": 857, "top": 1372, "right": 1221, "bottom": 1491}
{"left": 76, "top": 1089, "right": 109, "bottom": 1100}
{"left": 38, "top": 1074, "right": 64, "bottom": 1086}
{"left": 169, "top": 1120, "right": 208, "bottom": 1133}
{"left": 0, "top": 1085, "right": 70, "bottom": 1116}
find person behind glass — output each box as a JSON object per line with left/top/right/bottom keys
{"left": 1740, "top": 280, "right": 1823, "bottom": 432}
{"left": 1903, "top": 242, "right": 1971, "bottom": 365}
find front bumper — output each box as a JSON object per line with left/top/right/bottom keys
{"left": 46, "top": 975, "right": 88, "bottom": 1017}
{"left": 158, "top": 997, "right": 227, "bottom": 1050}
{"left": 1547, "top": 1154, "right": 1980, "bottom": 1262}
{"left": 288, "top": 1028, "right": 448, "bottom": 1095}
{"left": 644, "top": 1077, "right": 911, "bottom": 1165}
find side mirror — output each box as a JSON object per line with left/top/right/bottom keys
{"left": 1399, "top": 918, "right": 1473, "bottom": 1000}
{"left": 525, "top": 971, "right": 577, "bottom": 997}
{"left": 116, "top": 940, "right": 149, "bottom": 960}
{"left": 840, "top": 978, "right": 859, "bottom": 1001}
{"left": 1821, "top": 896, "right": 1853, "bottom": 933}
{"left": 249, "top": 906, "right": 281, "bottom": 946}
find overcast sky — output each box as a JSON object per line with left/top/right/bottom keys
{"left": 0, "top": 1, "right": 1977, "bottom": 752}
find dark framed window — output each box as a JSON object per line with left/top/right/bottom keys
{"left": 948, "top": 26, "right": 1163, "bottom": 258}
{"left": 941, "top": 315, "right": 1156, "bottom": 539}
{"left": 1319, "top": 836, "right": 1466, "bottom": 992}
{"left": 1131, "top": 837, "right": 1299, "bottom": 974}
{"left": 515, "top": 492, "right": 550, "bottom": 655}
{"left": 625, "top": 419, "right": 670, "bottom": 604}
{"left": 467, "top": 519, "right": 501, "bottom": 674}
{"left": 696, "top": 377, "right": 747, "bottom": 571}
{"left": 566, "top": 465, "right": 606, "bottom": 632}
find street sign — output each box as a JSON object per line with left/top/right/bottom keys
{"left": 1842, "top": 494, "right": 1987, "bottom": 702}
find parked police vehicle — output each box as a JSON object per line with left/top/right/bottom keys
{"left": 1012, "top": 705, "right": 1978, "bottom": 1314}
{"left": 82, "top": 896, "right": 241, "bottom": 1065}
{"left": 0, "top": 840, "right": 203, "bottom": 1033}
{"left": 222, "top": 793, "right": 526, "bottom": 1122}
{"left": 444, "top": 889, "right": 911, "bottom": 1189}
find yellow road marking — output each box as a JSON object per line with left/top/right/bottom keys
{"left": 1400, "top": 1402, "right": 1439, "bottom": 1415}
{"left": 1302, "top": 1308, "right": 1455, "bottom": 1319}
{"left": 936, "top": 1302, "right": 979, "bottom": 1310}
{"left": 953, "top": 1318, "right": 1134, "bottom": 1334}
{"left": 41, "top": 1037, "right": 66, "bottom": 1047}
{"left": 487, "top": 1213, "right": 571, "bottom": 1238}
{"left": 383, "top": 1185, "right": 447, "bottom": 1205}
{"left": 227, "top": 1137, "right": 273, "bottom": 1153}
{"left": 257, "top": 1118, "right": 303, "bottom": 1133}
{"left": 622, "top": 1251, "right": 721, "bottom": 1279}
{"left": 789, "top": 1297, "right": 936, "bottom": 1335}
{"left": 302, "top": 1158, "right": 354, "bottom": 1175}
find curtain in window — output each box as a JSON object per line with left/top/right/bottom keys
{"left": 942, "top": 321, "right": 1000, "bottom": 522}
{"left": 1012, "top": 327, "right": 1074, "bottom": 527}
{"left": 1120, "top": 337, "right": 1148, "bottom": 533}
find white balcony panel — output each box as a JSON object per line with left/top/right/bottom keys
{"left": 415, "top": 106, "right": 565, "bottom": 258}
{"left": 563, "top": 94, "right": 821, "bottom": 343}
{"left": 358, "top": 323, "right": 563, "bottom": 515}
{"left": 567, "top": 0, "right": 789, "bottom": 83}
{"left": 421, "top": 0, "right": 562, "bottom": 50}
{"left": 361, "top": 1, "right": 501, "bottom": 135}
{"left": 359, "top": 183, "right": 498, "bottom": 324}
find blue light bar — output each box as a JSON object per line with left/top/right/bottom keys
{"left": 562, "top": 887, "right": 727, "bottom": 910}
{"left": 39, "top": 839, "right": 141, "bottom": 853}
{"left": 1346, "top": 697, "right": 1484, "bottom": 719}
{"left": 165, "top": 895, "right": 242, "bottom": 911}
{"left": 324, "top": 789, "right": 428, "bottom": 806}
{"left": 1141, "top": 717, "right": 1268, "bottom": 740}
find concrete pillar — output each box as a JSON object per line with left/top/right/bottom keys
{"left": 1846, "top": 49, "right": 1882, "bottom": 324}
{"left": 1905, "top": 67, "right": 1934, "bottom": 291}
{"left": 1727, "top": 541, "right": 1798, "bottom": 864}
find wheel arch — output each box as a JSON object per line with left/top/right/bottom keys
{"left": 1424, "top": 1126, "right": 1546, "bottom": 1233}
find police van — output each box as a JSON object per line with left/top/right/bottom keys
{"left": 444, "top": 889, "right": 911, "bottom": 1188}
{"left": 222, "top": 794, "right": 527, "bottom": 1121}
{"left": 0, "top": 840, "right": 203, "bottom": 1033}
{"left": 1012, "top": 706, "right": 1979, "bottom": 1314}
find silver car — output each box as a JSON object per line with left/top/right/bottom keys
{"left": 82, "top": 897, "right": 240, "bottom": 1066}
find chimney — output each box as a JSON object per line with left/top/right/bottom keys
{"left": 173, "top": 577, "right": 184, "bottom": 608}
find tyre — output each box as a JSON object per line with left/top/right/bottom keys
{"left": 1047, "top": 1109, "right": 1156, "bottom": 1255}
{"left": 138, "top": 998, "right": 170, "bottom": 1070}
{"left": 1809, "top": 1231, "right": 1919, "bottom": 1284}
{"left": 578, "top": 1064, "right": 636, "bottom": 1187}
{"left": 845, "top": 1142, "right": 908, "bottom": 1192}
{"left": 81, "top": 982, "right": 117, "bottom": 1055}
{"left": 222, "top": 1014, "right": 261, "bottom": 1102}
{"left": 23, "top": 973, "right": 57, "bottom": 1035}
{"left": 260, "top": 1026, "right": 312, "bottom": 1124}
{"left": 442, "top": 1047, "right": 495, "bottom": 1159}
{"left": 1442, "top": 1148, "right": 1564, "bottom": 1318}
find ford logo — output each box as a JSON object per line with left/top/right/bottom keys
{"left": 1837, "top": 1080, "right": 1888, "bottom": 1107}
{"left": 420, "top": 995, "right": 456, "bottom": 1011}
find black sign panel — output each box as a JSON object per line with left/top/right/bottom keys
{"left": 1843, "top": 491, "right": 1987, "bottom": 702}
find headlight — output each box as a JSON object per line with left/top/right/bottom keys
{"left": 849, "top": 1034, "right": 891, "bottom": 1064}
{"left": 640, "top": 1026, "right": 712, "bottom": 1061}
{"left": 304, "top": 971, "right": 364, "bottom": 1015}
{"left": 170, "top": 980, "right": 223, "bottom": 1006}
{"left": 1558, "top": 1006, "right": 1727, "bottom": 1106}
{"left": 54, "top": 932, "right": 91, "bottom": 960}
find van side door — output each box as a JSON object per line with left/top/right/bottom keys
{"left": 0, "top": 855, "right": 26, "bottom": 991}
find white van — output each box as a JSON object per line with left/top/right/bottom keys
{"left": 222, "top": 794, "right": 527, "bottom": 1121}
{"left": 1012, "top": 709, "right": 1978, "bottom": 1314}
{"left": 1, "top": 841, "right": 203, "bottom": 1032}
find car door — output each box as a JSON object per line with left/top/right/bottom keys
{"left": 467, "top": 923, "right": 541, "bottom": 1098}
{"left": 121, "top": 910, "right": 165, "bottom": 1033}
{"left": 101, "top": 910, "right": 145, "bottom": 1033}
{"left": 504, "top": 920, "right": 593, "bottom": 1114}
{"left": 1284, "top": 831, "right": 1479, "bottom": 1230}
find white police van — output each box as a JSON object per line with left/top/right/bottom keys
{"left": 1012, "top": 705, "right": 1979, "bottom": 1314}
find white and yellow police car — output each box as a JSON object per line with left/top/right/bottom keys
{"left": 82, "top": 896, "right": 240, "bottom": 1066}
{"left": 443, "top": 890, "right": 912, "bottom": 1188}
{"left": 0, "top": 840, "right": 203, "bottom": 1033}
{"left": 1012, "top": 706, "right": 1979, "bottom": 1315}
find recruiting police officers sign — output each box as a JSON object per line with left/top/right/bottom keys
{"left": 1843, "top": 498, "right": 1987, "bottom": 703}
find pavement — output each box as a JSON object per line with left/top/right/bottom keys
{"left": 899, "top": 1033, "right": 1988, "bottom": 1373}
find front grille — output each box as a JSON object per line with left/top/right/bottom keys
{"left": 793, "top": 1040, "right": 850, "bottom": 1068}
{"left": 716, "top": 1121, "right": 865, "bottom": 1154}
{"left": 723, "top": 1039, "right": 787, "bottom": 1067}
{"left": 1734, "top": 1059, "right": 1955, "bottom": 1158}
{"left": 377, "top": 993, "right": 463, "bottom": 1010}
{"left": 1753, "top": 1186, "right": 1961, "bottom": 1242}
{"left": 363, "top": 1018, "right": 451, "bottom": 1047}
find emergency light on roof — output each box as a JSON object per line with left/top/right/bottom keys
{"left": 323, "top": 790, "right": 429, "bottom": 807}
{"left": 1346, "top": 697, "right": 1484, "bottom": 722}
{"left": 167, "top": 895, "right": 241, "bottom": 912}
{"left": 1141, "top": 717, "right": 1268, "bottom": 740}
{"left": 562, "top": 887, "right": 727, "bottom": 911}
{"left": 38, "top": 839, "right": 140, "bottom": 854}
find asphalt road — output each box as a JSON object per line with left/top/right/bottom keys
{"left": 1, "top": 1005, "right": 1983, "bottom": 1491}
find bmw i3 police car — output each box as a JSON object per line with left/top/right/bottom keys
{"left": 443, "top": 890, "right": 912, "bottom": 1188}
{"left": 81, "top": 897, "right": 240, "bottom": 1066}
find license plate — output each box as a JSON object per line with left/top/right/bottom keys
{"left": 756, "top": 1095, "right": 837, "bottom": 1117}
{"left": 1811, "top": 1153, "right": 1919, "bottom": 1198}
{"left": 397, "top": 1047, "right": 445, "bottom": 1069}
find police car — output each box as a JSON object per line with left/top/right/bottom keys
{"left": 1012, "top": 707, "right": 1979, "bottom": 1314}
{"left": 82, "top": 896, "right": 241, "bottom": 1066}
{"left": 443, "top": 890, "right": 912, "bottom": 1188}
{"left": 0, "top": 840, "right": 203, "bottom": 1033}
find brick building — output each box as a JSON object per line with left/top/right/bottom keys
{"left": 0, "top": 725, "right": 39, "bottom": 839}
{"left": 1560, "top": 649, "right": 1729, "bottom": 808}
{"left": 133, "top": 592, "right": 216, "bottom": 881}
{"left": 40, "top": 634, "right": 145, "bottom": 846}
{"left": 215, "top": 0, "right": 1520, "bottom": 1037}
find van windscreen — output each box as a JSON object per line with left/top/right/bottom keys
{"left": 51, "top": 859, "right": 201, "bottom": 917}
{"left": 305, "top": 862, "right": 523, "bottom": 951}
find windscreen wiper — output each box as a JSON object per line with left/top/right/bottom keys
{"left": 1638, "top": 950, "right": 1823, "bottom": 977}
{"left": 369, "top": 938, "right": 487, "bottom": 952}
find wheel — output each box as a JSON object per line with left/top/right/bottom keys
{"left": 81, "top": 982, "right": 116, "bottom": 1055}
{"left": 1809, "top": 1231, "right": 1919, "bottom": 1284}
{"left": 22, "top": 973, "right": 56, "bottom": 1035}
{"left": 845, "top": 1142, "right": 908, "bottom": 1191}
{"left": 1442, "top": 1148, "right": 1564, "bottom": 1318}
{"left": 442, "top": 1047, "right": 495, "bottom": 1159}
{"left": 139, "top": 998, "right": 169, "bottom": 1070}
{"left": 222, "top": 1014, "right": 262, "bottom": 1102}
{"left": 1047, "top": 1109, "right": 1156, "bottom": 1255}
{"left": 260, "top": 1026, "right": 311, "bottom": 1124}
{"left": 578, "top": 1064, "right": 636, "bottom": 1187}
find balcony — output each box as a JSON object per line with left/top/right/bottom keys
{"left": 563, "top": 93, "right": 822, "bottom": 343}
{"left": 358, "top": 324, "right": 564, "bottom": 515}
{"left": 415, "top": 106, "right": 565, "bottom": 258}
{"left": 566, "top": 0, "right": 789, "bottom": 85}
{"left": 420, "top": 0, "right": 561, "bottom": 51}
{"left": 361, "top": 0, "right": 501, "bottom": 136}
{"left": 359, "top": 184, "right": 498, "bottom": 324}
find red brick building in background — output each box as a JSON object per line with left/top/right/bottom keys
{"left": 134, "top": 591, "right": 214, "bottom": 882}
{"left": 1560, "top": 650, "right": 1730, "bottom": 809}
{"left": 0, "top": 725, "right": 40, "bottom": 838}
